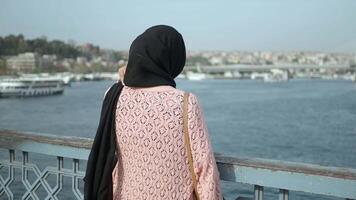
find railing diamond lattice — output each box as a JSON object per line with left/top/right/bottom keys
{"left": 0, "top": 149, "right": 84, "bottom": 200}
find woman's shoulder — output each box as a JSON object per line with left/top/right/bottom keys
{"left": 118, "top": 85, "right": 201, "bottom": 106}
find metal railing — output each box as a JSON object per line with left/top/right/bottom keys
{"left": 0, "top": 130, "right": 355, "bottom": 200}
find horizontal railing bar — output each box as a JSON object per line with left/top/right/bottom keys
{"left": 1, "top": 130, "right": 356, "bottom": 179}
{"left": 2, "top": 130, "right": 356, "bottom": 180}
{"left": 0, "top": 129, "right": 92, "bottom": 149}
{"left": 214, "top": 153, "right": 356, "bottom": 180}
{"left": 0, "top": 130, "right": 90, "bottom": 159}
{"left": 215, "top": 154, "right": 356, "bottom": 199}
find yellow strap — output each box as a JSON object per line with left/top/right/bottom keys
{"left": 183, "top": 92, "right": 200, "bottom": 200}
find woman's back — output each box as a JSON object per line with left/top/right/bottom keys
{"left": 112, "top": 85, "right": 222, "bottom": 200}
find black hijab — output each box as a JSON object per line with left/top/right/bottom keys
{"left": 83, "top": 25, "right": 186, "bottom": 200}
{"left": 124, "top": 25, "right": 186, "bottom": 88}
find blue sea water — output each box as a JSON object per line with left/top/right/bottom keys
{"left": 0, "top": 79, "right": 355, "bottom": 199}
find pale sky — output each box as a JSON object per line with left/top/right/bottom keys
{"left": 1, "top": 0, "right": 356, "bottom": 52}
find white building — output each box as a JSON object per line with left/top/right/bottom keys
{"left": 6, "top": 52, "right": 40, "bottom": 72}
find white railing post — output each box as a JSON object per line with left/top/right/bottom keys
{"left": 279, "top": 189, "right": 289, "bottom": 200}
{"left": 254, "top": 185, "right": 263, "bottom": 200}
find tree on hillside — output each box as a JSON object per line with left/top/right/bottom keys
{"left": 0, "top": 34, "right": 81, "bottom": 58}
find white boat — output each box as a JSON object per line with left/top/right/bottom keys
{"left": 54, "top": 72, "right": 74, "bottom": 85}
{"left": 83, "top": 73, "right": 102, "bottom": 81}
{"left": 251, "top": 70, "right": 288, "bottom": 83}
{"left": 21, "top": 73, "right": 73, "bottom": 86}
{"left": 186, "top": 71, "right": 207, "bottom": 81}
{"left": 61, "top": 75, "right": 72, "bottom": 85}
{"left": 98, "top": 72, "right": 118, "bottom": 81}
{"left": 250, "top": 72, "right": 269, "bottom": 80}
{"left": 222, "top": 71, "right": 243, "bottom": 79}
{"left": 0, "top": 76, "right": 65, "bottom": 98}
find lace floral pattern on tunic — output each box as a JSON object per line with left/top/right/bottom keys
{"left": 112, "top": 86, "right": 222, "bottom": 200}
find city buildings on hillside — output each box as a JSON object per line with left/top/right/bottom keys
{"left": 186, "top": 51, "right": 356, "bottom": 66}
{"left": 5, "top": 53, "right": 58, "bottom": 72}
{"left": 6, "top": 53, "right": 40, "bottom": 72}
{"left": 2, "top": 50, "right": 355, "bottom": 74}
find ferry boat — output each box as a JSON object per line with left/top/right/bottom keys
{"left": 0, "top": 76, "right": 65, "bottom": 98}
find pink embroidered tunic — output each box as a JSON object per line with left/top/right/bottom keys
{"left": 111, "top": 85, "right": 223, "bottom": 200}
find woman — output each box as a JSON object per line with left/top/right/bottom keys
{"left": 86, "top": 25, "right": 223, "bottom": 200}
